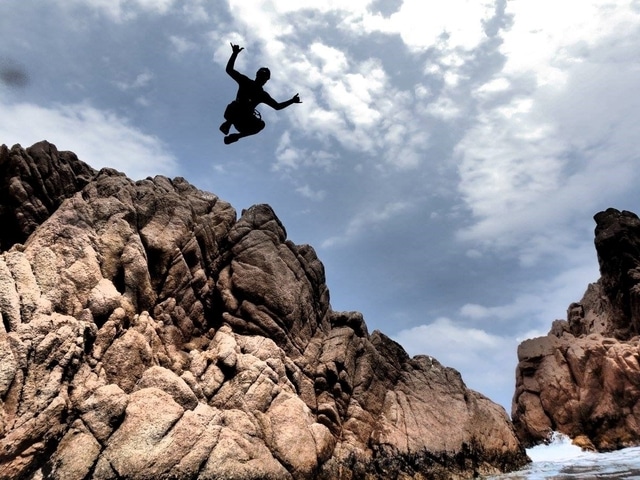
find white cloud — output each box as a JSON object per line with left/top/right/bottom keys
{"left": 295, "top": 184, "right": 326, "bottom": 201}
{"left": 499, "top": 1, "right": 638, "bottom": 86}
{"left": 169, "top": 35, "right": 198, "bottom": 55}
{"left": 64, "top": 0, "right": 134, "bottom": 21}
{"left": 352, "top": 0, "right": 496, "bottom": 52}
{"left": 398, "top": 1, "right": 490, "bottom": 50}
{"left": 476, "top": 77, "right": 510, "bottom": 96}
{"left": 425, "top": 95, "right": 462, "bottom": 120}
{"left": 396, "top": 317, "right": 506, "bottom": 354}
{"left": 227, "top": 0, "right": 296, "bottom": 46}
{"left": 273, "top": 132, "right": 337, "bottom": 172}
{"left": 455, "top": 105, "right": 567, "bottom": 227}
{"left": 274, "top": 146, "right": 301, "bottom": 171}
{"left": 133, "top": 0, "right": 175, "bottom": 14}
{"left": 114, "top": 70, "right": 154, "bottom": 91}
{"left": 226, "top": 0, "right": 373, "bottom": 25}
{"left": 453, "top": 1, "right": 640, "bottom": 259}
{"left": 0, "top": 101, "right": 178, "bottom": 180}
{"left": 50, "top": 0, "right": 208, "bottom": 22}
{"left": 181, "top": 0, "right": 209, "bottom": 23}
{"left": 309, "top": 43, "right": 349, "bottom": 75}
{"left": 276, "top": 49, "right": 430, "bottom": 170}
{"left": 277, "top": 49, "right": 390, "bottom": 154}
{"left": 322, "top": 201, "right": 412, "bottom": 248}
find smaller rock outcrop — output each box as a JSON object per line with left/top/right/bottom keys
{"left": 513, "top": 208, "right": 640, "bottom": 450}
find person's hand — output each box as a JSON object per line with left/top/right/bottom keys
{"left": 292, "top": 93, "right": 302, "bottom": 103}
{"left": 230, "top": 43, "right": 244, "bottom": 54}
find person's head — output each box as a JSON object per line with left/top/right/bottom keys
{"left": 255, "top": 67, "right": 270, "bottom": 86}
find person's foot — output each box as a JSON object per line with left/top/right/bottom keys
{"left": 219, "top": 122, "right": 231, "bottom": 135}
{"left": 224, "top": 133, "right": 240, "bottom": 145}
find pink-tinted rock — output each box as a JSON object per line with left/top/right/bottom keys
{"left": 513, "top": 208, "right": 640, "bottom": 450}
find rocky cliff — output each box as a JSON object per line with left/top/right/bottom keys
{"left": 0, "top": 141, "right": 528, "bottom": 479}
{"left": 513, "top": 208, "right": 640, "bottom": 451}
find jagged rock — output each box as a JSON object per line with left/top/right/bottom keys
{"left": 0, "top": 141, "right": 528, "bottom": 479}
{"left": 513, "top": 208, "right": 640, "bottom": 450}
{"left": 0, "top": 141, "right": 95, "bottom": 252}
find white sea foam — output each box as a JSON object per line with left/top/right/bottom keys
{"left": 484, "top": 432, "right": 640, "bottom": 479}
{"left": 525, "top": 432, "right": 587, "bottom": 463}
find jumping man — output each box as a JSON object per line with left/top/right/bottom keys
{"left": 220, "top": 43, "right": 301, "bottom": 145}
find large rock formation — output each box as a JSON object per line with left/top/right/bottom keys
{"left": 513, "top": 208, "right": 640, "bottom": 451}
{"left": 0, "top": 141, "right": 528, "bottom": 479}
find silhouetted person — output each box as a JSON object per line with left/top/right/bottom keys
{"left": 220, "top": 43, "right": 301, "bottom": 144}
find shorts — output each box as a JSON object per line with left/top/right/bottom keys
{"left": 224, "top": 102, "right": 265, "bottom": 134}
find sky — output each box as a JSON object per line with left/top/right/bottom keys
{"left": 1, "top": 0, "right": 639, "bottom": 413}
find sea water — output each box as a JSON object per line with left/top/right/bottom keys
{"left": 484, "top": 432, "right": 640, "bottom": 479}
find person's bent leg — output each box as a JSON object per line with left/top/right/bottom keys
{"left": 235, "top": 119, "right": 264, "bottom": 139}
{"left": 219, "top": 121, "right": 232, "bottom": 135}
{"left": 220, "top": 102, "right": 238, "bottom": 135}
{"left": 223, "top": 117, "right": 265, "bottom": 144}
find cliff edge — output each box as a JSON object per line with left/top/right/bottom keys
{"left": 513, "top": 208, "right": 640, "bottom": 450}
{"left": 0, "top": 141, "right": 528, "bottom": 479}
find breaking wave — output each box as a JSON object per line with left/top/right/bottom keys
{"left": 484, "top": 432, "right": 640, "bottom": 479}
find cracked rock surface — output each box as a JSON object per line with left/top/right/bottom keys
{"left": 513, "top": 208, "right": 640, "bottom": 451}
{"left": 0, "top": 141, "right": 528, "bottom": 479}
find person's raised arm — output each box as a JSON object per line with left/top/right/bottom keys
{"left": 264, "top": 93, "right": 302, "bottom": 111}
{"left": 226, "top": 43, "right": 244, "bottom": 81}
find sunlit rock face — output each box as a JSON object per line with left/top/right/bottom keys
{"left": 513, "top": 208, "right": 640, "bottom": 451}
{"left": 0, "top": 141, "right": 527, "bottom": 479}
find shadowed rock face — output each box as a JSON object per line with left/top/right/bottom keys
{"left": 0, "top": 142, "right": 95, "bottom": 251}
{"left": 513, "top": 208, "right": 640, "bottom": 451}
{"left": 0, "top": 141, "right": 528, "bottom": 479}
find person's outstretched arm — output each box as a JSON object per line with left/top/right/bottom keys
{"left": 264, "top": 93, "right": 302, "bottom": 111}
{"left": 226, "top": 43, "right": 244, "bottom": 82}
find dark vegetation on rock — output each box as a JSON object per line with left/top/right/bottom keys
{"left": 513, "top": 208, "right": 640, "bottom": 451}
{"left": 0, "top": 141, "right": 528, "bottom": 479}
